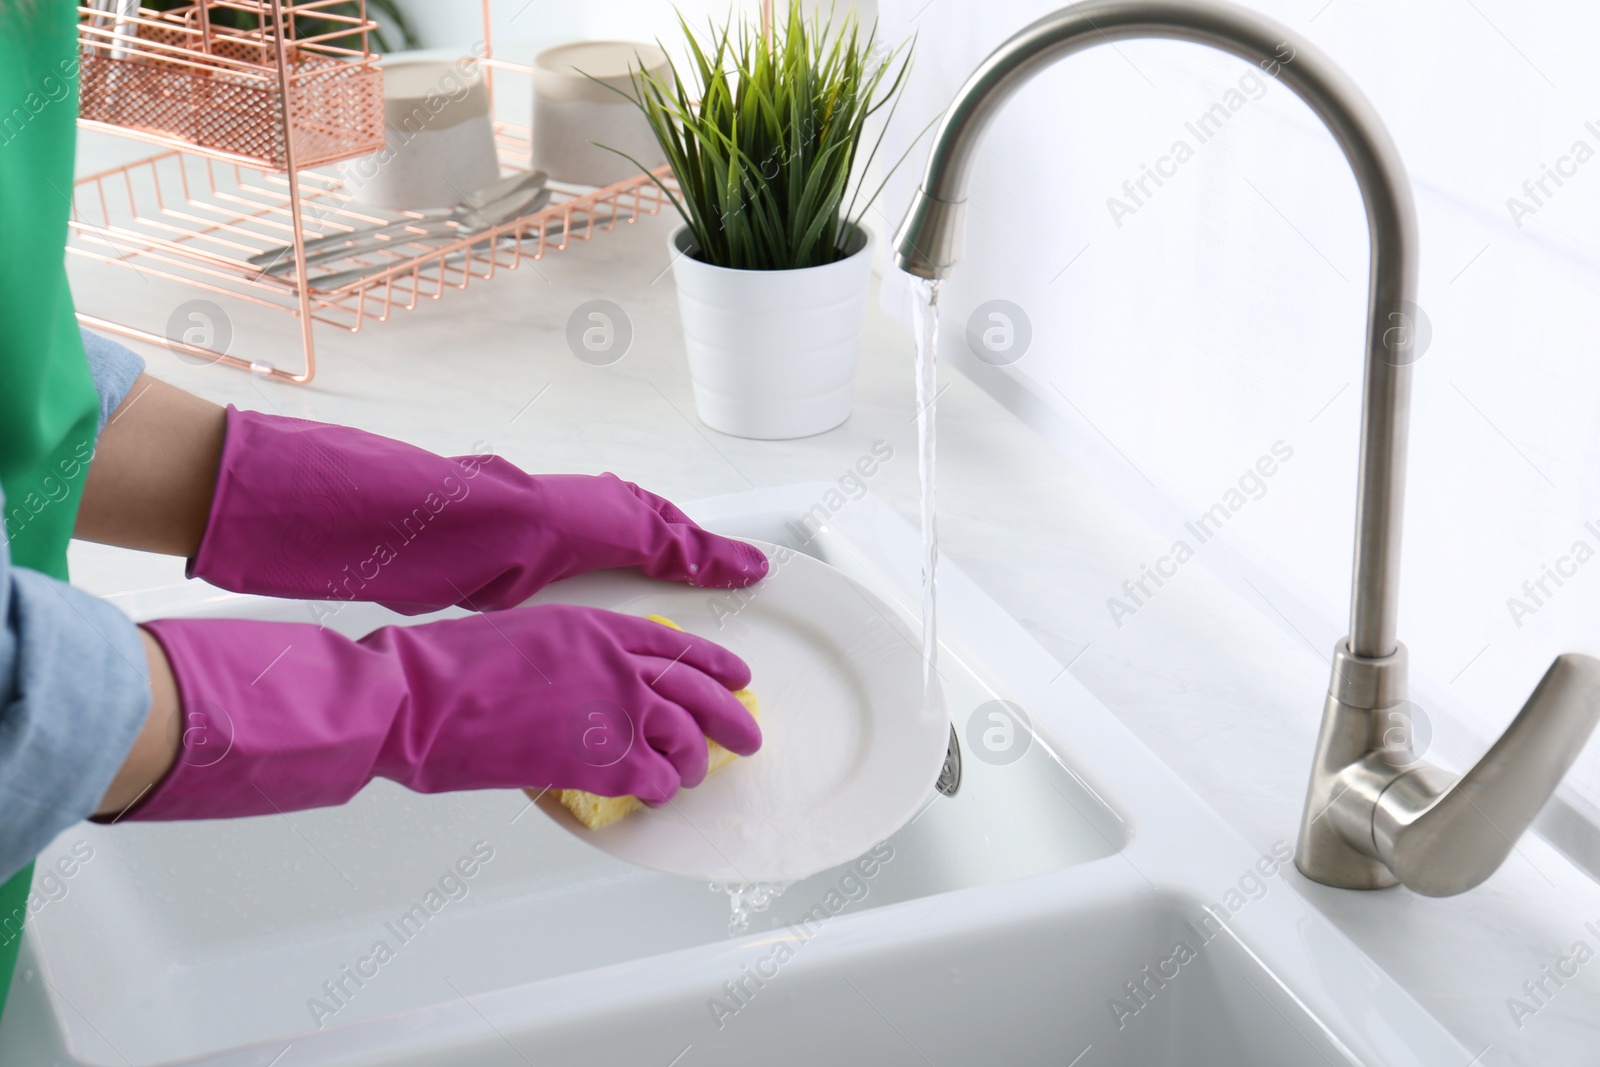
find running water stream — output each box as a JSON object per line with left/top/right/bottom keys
{"left": 715, "top": 278, "right": 949, "bottom": 936}
{"left": 911, "top": 277, "right": 962, "bottom": 797}
{"left": 911, "top": 278, "right": 941, "bottom": 684}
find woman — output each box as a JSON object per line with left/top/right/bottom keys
{"left": 0, "top": 1, "right": 764, "bottom": 1020}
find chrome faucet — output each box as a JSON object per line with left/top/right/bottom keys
{"left": 893, "top": 0, "right": 1600, "bottom": 895}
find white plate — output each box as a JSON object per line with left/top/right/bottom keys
{"left": 525, "top": 539, "right": 948, "bottom": 883}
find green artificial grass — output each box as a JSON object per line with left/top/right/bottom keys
{"left": 603, "top": 4, "right": 923, "bottom": 271}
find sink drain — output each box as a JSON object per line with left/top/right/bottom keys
{"left": 936, "top": 724, "right": 962, "bottom": 796}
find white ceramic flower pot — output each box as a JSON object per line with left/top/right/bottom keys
{"left": 669, "top": 224, "right": 872, "bottom": 439}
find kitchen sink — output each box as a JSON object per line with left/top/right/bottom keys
{"left": 0, "top": 485, "right": 1467, "bottom": 1066}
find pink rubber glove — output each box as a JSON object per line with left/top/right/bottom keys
{"left": 188, "top": 407, "right": 768, "bottom": 615}
{"left": 118, "top": 605, "right": 762, "bottom": 821}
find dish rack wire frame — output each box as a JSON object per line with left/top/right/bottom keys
{"left": 77, "top": 0, "right": 387, "bottom": 169}
{"left": 69, "top": 0, "right": 683, "bottom": 384}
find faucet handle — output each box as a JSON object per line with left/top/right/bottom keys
{"left": 1372, "top": 654, "right": 1600, "bottom": 896}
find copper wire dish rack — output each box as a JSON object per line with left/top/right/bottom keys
{"left": 77, "top": 1, "right": 386, "bottom": 170}
{"left": 69, "top": 1, "right": 677, "bottom": 384}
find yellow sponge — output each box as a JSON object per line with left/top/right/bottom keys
{"left": 550, "top": 615, "right": 759, "bottom": 830}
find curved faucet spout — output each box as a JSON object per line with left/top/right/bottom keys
{"left": 894, "top": 0, "right": 1600, "bottom": 894}
{"left": 892, "top": 0, "right": 1416, "bottom": 661}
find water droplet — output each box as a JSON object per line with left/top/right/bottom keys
{"left": 711, "top": 881, "right": 792, "bottom": 936}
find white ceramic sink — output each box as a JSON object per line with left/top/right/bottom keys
{"left": 0, "top": 485, "right": 1469, "bottom": 1066}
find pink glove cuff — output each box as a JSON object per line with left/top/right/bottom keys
{"left": 121, "top": 619, "right": 407, "bottom": 821}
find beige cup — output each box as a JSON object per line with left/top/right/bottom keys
{"left": 342, "top": 57, "right": 501, "bottom": 210}
{"left": 532, "top": 41, "right": 671, "bottom": 188}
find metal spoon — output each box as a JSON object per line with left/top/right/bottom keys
{"left": 248, "top": 169, "right": 548, "bottom": 271}
{"left": 306, "top": 205, "right": 638, "bottom": 293}
{"left": 303, "top": 186, "right": 557, "bottom": 292}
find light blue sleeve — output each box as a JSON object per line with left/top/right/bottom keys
{"left": 0, "top": 524, "right": 151, "bottom": 886}
{"left": 79, "top": 329, "right": 146, "bottom": 433}
{"left": 0, "top": 331, "right": 154, "bottom": 886}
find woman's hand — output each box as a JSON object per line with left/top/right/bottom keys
{"left": 105, "top": 605, "right": 762, "bottom": 822}
{"left": 186, "top": 406, "right": 768, "bottom": 612}
{"left": 77, "top": 382, "right": 767, "bottom": 611}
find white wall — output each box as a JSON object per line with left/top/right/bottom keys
{"left": 871, "top": 0, "right": 1600, "bottom": 801}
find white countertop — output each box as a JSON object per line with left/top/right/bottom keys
{"left": 66, "top": 133, "right": 1600, "bottom": 1067}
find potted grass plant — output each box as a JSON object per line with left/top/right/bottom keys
{"left": 604, "top": 4, "right": 915, "bottom": 439}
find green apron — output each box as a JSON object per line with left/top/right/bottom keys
{"left": 0, "top": 1, "right": 106, "bottom": 1023}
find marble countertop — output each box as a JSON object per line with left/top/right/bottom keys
{"left": 65, "top": 133, "right": 1600, "bottom": 1066}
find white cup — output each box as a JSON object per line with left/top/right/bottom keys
{"left": 341, "top": 57, "right": 501, "bottom": 210}
{"left": 532, "top": 41, "right": 671, "bottom": 188}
